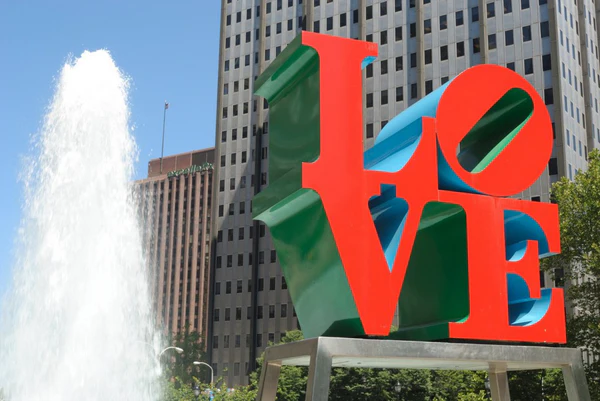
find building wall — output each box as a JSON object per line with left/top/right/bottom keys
{"left": 136, "top": 148, "right": 214, "bottom": 348}
{"left": 212, "top": 0, "right": 600, "bottom": 386}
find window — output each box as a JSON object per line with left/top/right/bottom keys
{"left": 441, "top": 76, "right": 449, "bottom": 84}
{"left": 440, "top": 45, "right": 448, "bottom": 60}
{"left": 487, "top": 2, "right": 495, "bottom": 18}
{"left": 366, "top": 93, "right": 373, "bottom": 107}
{"left": 521, "top": 0, "right": 530, "bottom": 9}
{"left": 485, "top": 34, "right": 497, "bottom": 51}
{"left": 542, "top": 54, "right": 551, "bottom": 71}
{"left": 395, "top": 0, "right": 402, "bottom": 12}
{"left": 457, "top": 41, "right": 465, "bottom": 57}
{"left": 541, "top": 21, "right": 549, "bottom": 38}
{"left": 270, "top": 277, "right": 276, "bottom": 290}
{"left": 440, "top": 15, "right": 447, "bottom": 30}
{"left": 327, "top": 17, "right": 333, "bottom": 31}
{"left": 411, "top": 83, "right": 418, "bottom": 99}
{"left": 380, "top": 31, "right": 388, "bottom": 45}
{"left": 424, "top": 19, "right": 431, "bottom": 34}
{"left": 366, "top": 123, "right": 374, "bottom": 138}
{"left": 505, "top": 30, "right": 514, "bottom": 46}
{"left": 472, "top": 38, "right": 480, "bottom": 53}
{"left": 380, "top": 1, "right": 387, "bottom": 15}
{"left": 524, "top": 58, "right": 534, "bottom": 74}
{"left": 456, "top": 10, "right": 464, "bottom": 26}
{"left": 340, "top": 13, "right": 347, "bottom": 27}
{"left": 381, "top": 90, "right": 388, "bottom": 105}
{"left": 269, "top": 305, "right": 275, "bottom": 318}
{"left": 523, "top": 25, "right": 532, "bottom": 42}
{"left": 410, "top": 23, "right": 416, "bottom": 37}
{"left": 395, "top": 56, "right": 403, "bottom": 71}
{"left": 396, "top": 86, "right": 404, "bottom": 102}
{"left": 214, "top": 309, "right": 220, "bottom": 321}
{"left": 215, "top": 282, "right": 221, "bottom": 295}
{"left": 281, "top": 304, "right": 288, "bottom": 317}
{"left": 504, "top": 0, "right": 512, "bottom": 13}
{"left": 395, "top": 27, "right": 402, "bottom": 41}
{"left": 544, "top": 88, "right": 554, "bottom": 105}
{"left": 425, "top": 80, "right": 433, "bottom": 94}
{"left": 366, "top": 5, "right": 373, "bottom": 19}
{"left": 225, "top": 309, "right": 230, "bottom": 322}
{"left": 366, "top": 64, "right": 373, "bottom": 78}
{"left": 314, "top": 21, "right": 320, "bottom": 32}
{"left": 472, "top": 6, "right": 479, "bottom": 22}
{"left": 425, "top": 49, "right": 432, "bottom": 64}
{"left": 381, "top": 60, "right": 388, "bottom": 74}
{"left": 548, "top": 158, "right": 558, "bottom": 175}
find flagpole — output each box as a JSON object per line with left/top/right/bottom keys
{"left": 160, "top": 101, "right": 168, "bottom": 174}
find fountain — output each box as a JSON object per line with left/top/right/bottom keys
{"left": 0, "top": 50, "right": 159, "bottom": 401}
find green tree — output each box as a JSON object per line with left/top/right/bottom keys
{"left": 250, "top": 330, "right": 490, "bottom": 401}
{"left": 164, "top": 325, "right": 210, "bottom": 387}
{"left": 542, "top": 149, "right": 600, "bottom": 398}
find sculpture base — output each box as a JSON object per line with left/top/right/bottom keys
{"left": 256, "top": 337, "right": 591, "bottom": 401}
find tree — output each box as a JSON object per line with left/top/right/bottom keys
{"left": 542, "top": 149, "right": 600, "bottom": 398}
{"left": 250, "top": 330, "right": 490, "bottom": 401}
{"left": 164, "top": 325, "right": 210, "bottom": 387}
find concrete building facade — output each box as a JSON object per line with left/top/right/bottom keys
{"left": 136, "top": 148, "right": 215, "bottom": 346}
{"left": 211, "top": 0, "right": 600, "bottom": 385}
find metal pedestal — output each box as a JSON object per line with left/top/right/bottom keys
{"left": 256, "top": 337, "right": 591, "bottom": 401}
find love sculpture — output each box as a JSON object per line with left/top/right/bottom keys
{"left": 253, "top": 31, "right": 566, "bottom": 344}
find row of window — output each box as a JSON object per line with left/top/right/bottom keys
{"left": 225, "top": 0, "right": 303, "bottom": 25}
{"left": 213, "top": 303, "right": 292, "bottom": 322}
{"left": 364, "top": 55, "right": 551, "bottom": 108}
{"left": 213, "top": 331, "right": 287, "bottom": 353}
{"left": 216, "top": 175, "right": 266, "bottom": 200}
{"left": 562, "top": 95, "right": 587, "bottom": 129}
{"left": 219, "top": 148, "right": 267, "bottom": 169}
{"left": 217, "top": 225, "right": 268, "bottom": 242}
{"left": 215, "top": 276, "right": 287, "bottom": 296}
{"left": 364, "top": 60, "right": 555, "bottom": 139}
{"left": 215, "top": 248, "right": 276, "bottom": 268}
{"left": 220, "top": 123, "right": 268, "bottom": 142}
{"left": 565, "top": 129, "right": 588, "bottom": 159}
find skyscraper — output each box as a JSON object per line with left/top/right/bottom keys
{"left": 212, "top": 0, "right": 598, "bottom": 385}
{"left": 136, "top": 148, "right": 214, "bottom": 346}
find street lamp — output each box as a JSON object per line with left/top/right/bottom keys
{"left": 484, "top": 376, "right": 491, "bottom": 399}
{"left": 158, "top": 346, "right": 184, "bottom": 361}
{"left": 193, "top": 361, "right": 214, "bottom": 385}
{"left": 394, "top": 381, "right": 401, "bottom": 398}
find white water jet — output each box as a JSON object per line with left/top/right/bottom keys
{"left": 0, "top": 50, "right": 159, "bottom": 401}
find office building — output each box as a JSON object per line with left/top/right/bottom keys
{"left": 136, "top": 148, "right": 214, "bottom": 346}
{"left": 212, "top": 0, "right": 599, "bottom": 385}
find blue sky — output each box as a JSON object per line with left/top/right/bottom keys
{"left": 0, "top": 1, "right": 221, "bottom": 301}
